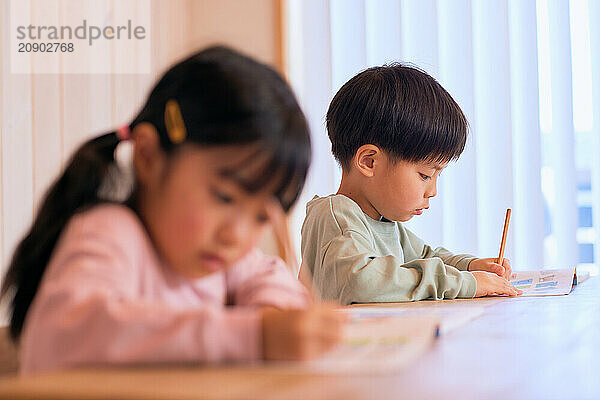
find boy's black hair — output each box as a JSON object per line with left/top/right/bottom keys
{"left": 326, "top": 63, "right": 467, "bottom": 170}
{"left": 1, "top": 46, "right": 311, "bottom": 340}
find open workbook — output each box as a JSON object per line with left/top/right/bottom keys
{"left": 268, "top": 314, "right": 438, "bottom": 374}
{"left": 510, "top": 267, "right": 590, "bottom": 296}
{"left": 270, "top": 303, "right": 488, "bottom": 374}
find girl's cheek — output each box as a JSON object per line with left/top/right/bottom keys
{"left": 179, "top": 207, "right": 209, "bottom": 237}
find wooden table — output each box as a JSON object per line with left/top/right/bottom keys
{"left": 0, "top": 277, "right": 598, "bottom": 400}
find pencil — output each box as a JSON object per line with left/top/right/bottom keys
{"left": 497, "top": 208, "right": 511, "bottom": 266}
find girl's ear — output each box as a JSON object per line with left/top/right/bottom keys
{"left": 132, "top": 123, "right": 166, "bottom": 188}
{"left": 353, "top": 144, "right": 382, "bottom": 178}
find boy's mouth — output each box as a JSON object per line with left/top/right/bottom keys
{"left": 414, "top": 206, "right": 428, "bottom": 215}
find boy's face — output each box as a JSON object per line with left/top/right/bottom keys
{"left": 369, "top": 155, "right": 446, "bottom": 222}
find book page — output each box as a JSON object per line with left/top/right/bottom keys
{"left": 510, "top": 268, "right": 575, "bottom": 296}
{"left": 343, "top": 305, "right": 485, "bottom": 336}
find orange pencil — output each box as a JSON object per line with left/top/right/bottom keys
{"left": 497, "top": 208, "right": 511, "bottom": 266}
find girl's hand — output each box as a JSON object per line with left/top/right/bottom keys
{"left": 472, "top": 271, "right": 522, "bottom": 297}
{"left": 468, "top": 257, "right": 512, "bottom": 280}
{"left": 261, "top": 304, "right": 346, "bottom": 361}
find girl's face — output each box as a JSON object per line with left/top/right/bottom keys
{"left": 137, "top": 141, "right": 276, "bottom": 278}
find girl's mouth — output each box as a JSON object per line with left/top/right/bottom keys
{"left": 200, "top": 253, "right": 226, "bottom": 272}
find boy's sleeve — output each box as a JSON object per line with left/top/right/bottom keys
{"left": 226, "top": 249, "right": 310, "bottom": 309}
{"left": 403, "top": 227, "right": 477, "bottom": 271}
{"left": 317, "top": 230, "right": 477, "bottom": 305}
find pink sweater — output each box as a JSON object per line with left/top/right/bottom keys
{"left": 20, "top": 204, "right": 309, "bottom": 374}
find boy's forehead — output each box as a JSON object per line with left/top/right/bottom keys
{"left": 418, "top": 160, "right": 448, "bottom": 170}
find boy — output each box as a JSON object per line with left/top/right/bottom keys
{"left": 301, "top": 64, "right": 521, "bottom": 304}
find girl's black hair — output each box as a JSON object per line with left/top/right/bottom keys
{"left": 326, "top": 63, "right": 468, "bottom": 170}
{"left": 0, "top": 46, "right": 311, "bottom": 340}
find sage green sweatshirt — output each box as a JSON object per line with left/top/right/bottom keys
{"left": 301, "top": 195, "right": 477, "bottom": 304}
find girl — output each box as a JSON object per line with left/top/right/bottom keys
{"left": 1, "top": 46, "right": 344, "bottom": 374}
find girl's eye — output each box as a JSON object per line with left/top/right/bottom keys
{"left": 419, "top": 173, "right": 431, "bottom": 180}
{"left": 212, "top": 189, "right": 234, "bottom": 204}
{"left": 256, "top": 213, "right": 269, "bottom": 224}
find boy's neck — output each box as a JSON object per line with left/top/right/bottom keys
{"left": 336, "top": 174, "right": 382, "bottom": 221}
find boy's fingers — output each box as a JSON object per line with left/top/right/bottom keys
{"left": 494, "top": 264, "right": 505, "bottom": 276}
{"left": 504, "top": 282, "right": 521, "bottom": 296}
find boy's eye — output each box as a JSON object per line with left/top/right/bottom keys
{"left": 419, "top": 173, "right": 431, "bottom": 180}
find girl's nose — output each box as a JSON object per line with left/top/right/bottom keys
{"left": 215, "top": 214, "right": 252, "bottom": 247}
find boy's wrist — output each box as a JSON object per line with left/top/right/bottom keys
{"left": 466, "top": 258, "right": 479, "bottom": 272}
{"left": 458, "top": 270, "right": 477, "bottom": 298}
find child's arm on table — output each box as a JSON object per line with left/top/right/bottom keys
{"left": 317, "top": 231, "right": 519, "bottom": 305}
{"left": 22, "top": 249, "right": 342, "bottom": 372}
{"left": 257, "top": 199, "right": 345, "bottom": 360}
{"left": 467, "top": 257, "right": 512, "bottom": 280}
{"left": 404, "top": 226, "right": 514, "bottom": 280}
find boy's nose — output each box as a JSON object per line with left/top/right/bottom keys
{"left": 425, "top": 181, "right": 437, "bottom": 198}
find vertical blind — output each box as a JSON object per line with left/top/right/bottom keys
{"left": 286, "top": 0, "right": 599, "bottom": 272}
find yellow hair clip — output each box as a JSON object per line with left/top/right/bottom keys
{"left": 164, "top": 99, "right": 187, "bottom": 144}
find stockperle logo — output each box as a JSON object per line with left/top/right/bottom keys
{"left": 9, "top": 0, "right": 151, "bottom": 74}
{"left": 16, "top": 19, "right": 147, "bottom": 46}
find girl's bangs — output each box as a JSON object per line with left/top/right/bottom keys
{"left": 219, "top": 143, "right": 307, "bottom": 212}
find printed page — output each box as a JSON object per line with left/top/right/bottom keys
{"left": 575, "top": 269, "right": 591, "bottom": 285}
{"left": 510, "top": 268, "right": 575, "bottom": 296}
{"left": 343, "top": 305, "right": 485, "bottom": 336}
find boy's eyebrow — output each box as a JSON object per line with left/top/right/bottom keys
{"left": 423, "top": 162, "right": 445, "bottom": 171}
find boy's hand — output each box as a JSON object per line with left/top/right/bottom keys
{"left": 468, "top": 257, "right": 512, "bottom": 279}
{"left": 472, "top": 271, "right": 522, "bottom": 297}
{"left": 262, "top": 304, "right": 346, "bottom": 361}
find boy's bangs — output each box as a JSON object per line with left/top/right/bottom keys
{"left": 413, "top": 123, "right": 467, "bottom": 165}
{"left": 219, "top": 144, "right": 306, "bottom": 212}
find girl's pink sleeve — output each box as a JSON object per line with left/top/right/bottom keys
{"left": 20, "top": 206, "right": 262, "bottom": 374}
{"left": 225, "top": 249, "right": 310, "bottom": 308}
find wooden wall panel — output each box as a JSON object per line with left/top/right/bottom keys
{"left": 1, "top": 0, "right": 34, "bottom": 272}
{"left": 189, "top": 0, "right": 282, "bottom": 70}
{"left": 31, "top": 2, "right": 61, "bottom": 213}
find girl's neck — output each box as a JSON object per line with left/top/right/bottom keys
{"left": 336, "top": 174, "right": 381, "bottom": 221}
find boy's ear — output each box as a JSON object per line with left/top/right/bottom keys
{"left": 132, "top": 123, "right": 167, "bottom": 188}
{"left": 354, "top": 144, "right": 381, "bottom": 178}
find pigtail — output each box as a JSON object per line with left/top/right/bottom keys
{"left": 1, "top": 132, "right": 121, "bottom": 340}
